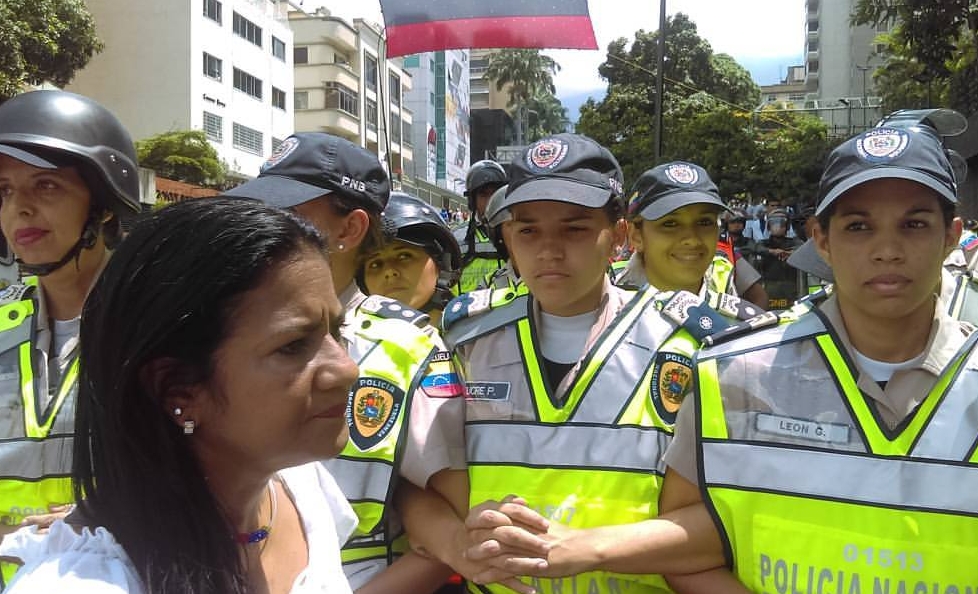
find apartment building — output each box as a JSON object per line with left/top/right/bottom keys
{"left": 69, "top": 0, "right": 296, "bottom": 178}
{"left": 802, "top": 0, "right": 886, "bottom": 133}
{"left": 289, "top": 9, "right": 413, "bottom": 189}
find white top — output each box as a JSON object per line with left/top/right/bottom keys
{"left": 0, "top": 463, "right": 357, "bottom": 594}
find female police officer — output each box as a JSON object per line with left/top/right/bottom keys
{"left": 0, "top": 90, "right": 140, "bottom": 586}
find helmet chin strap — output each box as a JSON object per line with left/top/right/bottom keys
{"left": 17, "top": 216, "right": 100, "bottom": 277}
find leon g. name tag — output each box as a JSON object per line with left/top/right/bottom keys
{"left": 755, "top": 413, "right": 850, "bottom": 444}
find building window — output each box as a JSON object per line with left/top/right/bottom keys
{"left": 272, "top": 137, "right": 284, "bottom": 153}
{"left": 808, "top": 60, "right": 819, "bottom": 73}
{"left": 403, "top": 119, "right": 412, "bottom": 146}
{"left": 294, "top": 91, "right": 309, "bottom": 110}
{"left": 325, "top": 82, "right": 359, "bottom": 115}
{"left": 272, "top": 87, "right": 286, "bottom": 110}
{"left": 233, "top": 67, "right": 262, "bottom": 100}
{"left": 334, "top": 51, "right": 350, "bottom": 67}
{"left": 294, "top": 46, "right": 308, "bottom": 64}
{"left": 203, "top": 111, "right": 223, "bottom": 142}
{"left": 233, "top": 12, "right": 262, "bottom": 47}
{"left": 389, "top": 73, "right": 401, "bottom": 106}
{"left": 271, "top": 36, "right": 286, "bottom": 61}
{"left": 429, "top": 91, "right": 435, "bottom": 105}
{"left": 233, "top": 122, "right": 263, "bottom": 155}
{"left": 390, "top": 110, "right": 401, "bottom": 145}
{"left": 429, "top": 58, "right": 435, "bottom": 72}
{"left": 203, "top": 0, "right": 222, "bottom": 23}
{"left": 202, "top": 52, "right": 222, "bottom": 81}
{"left": 364, "top": 55, "right": 378, "bottom": 92}
{"left": 365, "top": 99, "right": 378, "bottom": 132}
{"left": 788, "top": 93, "right": 805, "bottom": 101}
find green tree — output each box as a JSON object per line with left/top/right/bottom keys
{"left": 852, "top": 0, "right": 978, "bottom": 114}
{"left": 0, "top": 0, "right": 103, "bottom": 101}
{"left": 577, "top": 13, "right": 760, "bottom": 186}
{"left": 137, "top": 130, "right": 227, "bottom": 187}
{"left": 525, "top": 91, "right": 570, "bottom": 142}
{"left": 485, "top": 49, "right": 560, "bottom": 145}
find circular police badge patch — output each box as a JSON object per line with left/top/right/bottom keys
{"left": 699, "top": 316, "right": 714, "bottom": 330}
{"left": 261, "top": 136, "right": 299, "bottom": 172}
{"left": 347, "top": 378, "right": 404, "bottom": 450}
{"left": 650, "top": 351, "right": 693, "bottom": 424}
{"left": 527, "top": 139, "right": 568, "bottom": 170}
{"left": 665, "top": 163, "right": 699, "bottom": 185}
{"left": 856, "top": 128, "right": 909, "bottom": 163}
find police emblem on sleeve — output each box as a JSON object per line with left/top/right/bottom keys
{"left": 650, "top": 352, "right": 693, "bottom": 424}
{"left": 347, "top": 378, "right": 404, "bottom": 450}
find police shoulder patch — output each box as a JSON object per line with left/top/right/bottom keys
{"left": 419, "top": 350, "right": 465, "bottom": 398}
{"left": 650, "top": 351, "right": 693, "bottom": 425}
{"left": 358, "top": 295, "right": 428, "bottom": 327}
{"left": 347, "top": 377, "right": 405, "bottom": 450}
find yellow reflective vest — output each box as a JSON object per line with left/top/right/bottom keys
{"left": 694, "top": 309, "right": 978, "bottom": 592}
{"left": 0, "top": 279, "right": 76, "bottom": 587}
{"left": 447, "top": 285, "right": 721, "bottom": 594}
{"left": 456, "top": 229, "right": 506, "bottom": 293}
{"left": 324, "top": 295, "right": 440, "bottom": 582}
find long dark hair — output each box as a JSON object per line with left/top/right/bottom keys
{"left": 73, "top": 198, "right": 325, "bottom": 594}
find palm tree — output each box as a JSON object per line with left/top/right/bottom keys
{"left": 526, "top": 91, "right": 571, "bottom": 141}
{"left": 484, "top": 49, "right": 561, "bottom": 145}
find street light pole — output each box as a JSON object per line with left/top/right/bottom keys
{"left": 653, "top": 0, "right": 666, "bottom": 162}
{"left": 856, "top": 64, "right": 870, "bottom": 130}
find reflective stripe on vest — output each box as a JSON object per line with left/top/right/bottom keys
{"left": 324, "top": 313, "right": 436, "bottom": 569}
{"left": 466, "top": 286, "right": 681, "bottom": 594}
{"left": 697, "top": 312, "right": 978, "bottom": 590}
{"left": 706, "top": 254, "right": 735, "bottom": 296}
{"left": 1, "top": 290, "right": 77, "bottom": 529}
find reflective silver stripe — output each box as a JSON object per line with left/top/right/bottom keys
{"left": 323, "top": 456, "right": 394, "bottom": 504}
{"left": 467, "top": 422, "right": 669, "bottom": 473}
{"left": 700, "top": 310, "right": 826, "bottom": 360}
{"left": 702, "top": 441, "right": 978, "bottom": 515}
{"left": 0, "top": 313, "right": 30, "bottom": 354}
{"left": 0, "top": 436, "right": 73, "bottom": 479}
{"left": 912, "top": 336, "right": 978, "bottom": 459}
{"left": 343, "top": 557, "right": 387, "bottom": 590}
{"left": 571, "top": 295, "right": 675, "bottom": 420}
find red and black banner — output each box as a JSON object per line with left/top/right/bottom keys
{"left": 379, "top": 0, "right": 598, "bottom": 57}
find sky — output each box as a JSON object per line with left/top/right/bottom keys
{"left": 310, "top": 0, "right": 805, "bottom": 112}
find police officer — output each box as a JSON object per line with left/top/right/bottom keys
{"left": 614, "top": 162, "right": 766, "bottom": 317}
{"left": 751, "top": 207, "right": 802, "bottom": 308}
{"left": 455, "top": 160, "right": 507, "bottom": 293}
{"left": 479, "top": 184, "right": 525, "bottom": 292}
{"left": 661, "top": 119, "right": 978, "bottom": 593}
{"left": 0, "top": 90, "right": 140, "bottom": 586}
{"left": 439, "top": 134, "right": 742, "bottom": 594}
{"left": 360, "top": 192, "right": 462, "bottom": 329}
{"left": 223, "top": 133, "right": 466, "bottom": 594}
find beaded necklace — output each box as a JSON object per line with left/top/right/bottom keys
{"left": 235, "top": 480, "right": 277, "bottom": 545}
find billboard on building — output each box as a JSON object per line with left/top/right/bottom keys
{"left": 444, "top": 49, "right": 470, "bottom": 190}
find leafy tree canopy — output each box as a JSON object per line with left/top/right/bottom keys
{"left": 577, "top": 13, "right": 834, "bottom": 204}
{"left": 0, "top": 0, "right": 103, "bottom": 101}
{"left": 136, "top": 130, "right": 227, "bottom": 187}
{"left": 852, "top": 0, "right": 978, "bottom": 115}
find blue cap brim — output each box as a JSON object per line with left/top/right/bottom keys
{"left": 504, "top": 177, "right": 613, "bottom": 209}
{"left": 816, "top": 167, "right": 957, "bottom": 215}
{"left": 633, "top": 191, "right": 730, "bottom": 221}
{"left": 222, "top": 174, "right": 331, "bottom": 208}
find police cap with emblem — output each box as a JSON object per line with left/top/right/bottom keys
{"left": 627, "top": 161, "right": 730, "bottom": 221}
{"left": 816, "top": 121, "right": 958, "bottom": 216}
{"left": 504, "top": 133, "right": 625, "bottom": 210}
{"left": 223, "top": 132, "right": 390, "bottom": 213}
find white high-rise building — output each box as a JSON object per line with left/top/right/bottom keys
{"left": 803, "top": 0, "right": 886, "bottom": 133}
{"left": 69, "top": 0, "right": 296, "bottom": 178}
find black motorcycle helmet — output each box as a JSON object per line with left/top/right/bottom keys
{"left": 361, "top": 192, "right": 462, "bottom": 311}
{"left": 0, "top": 90, "right": 140, "bottom": 276}
{"left": 463, "top": 160, "right": 507, "bottom": 215}
{"left": 483, "top": 184, "right": 510, "bottom": 259}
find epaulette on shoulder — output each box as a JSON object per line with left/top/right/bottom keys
{"left": 655, "top": 290, "right": 732, "bottom": 343}
{"left": 700, "top": 311, "right": 782, "bottom": 347}
{"left": 0, "top": 282, "right": 35, "bottom": 307}
{"left": 356, "top": 294, "right": 429, "bottom": 329}
{"left": 703, "top": 290, "right": 765, "bottom": 321}
{"left": 442, "top": 286, "right": 521, "bottom": 332}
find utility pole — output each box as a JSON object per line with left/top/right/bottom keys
{"left": 856, "top": 64, "right": 870, "bottom": 130}
{"left": 653, "top": 0, "right": 666, "bottom": 162}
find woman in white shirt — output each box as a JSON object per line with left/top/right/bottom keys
{"left": 0, "top": 198, "right": 361, "bottom": 594}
